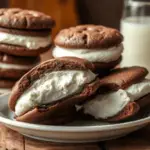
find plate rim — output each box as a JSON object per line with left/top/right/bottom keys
{"left": 0, "top": 93, "right": 150, "bottom": 132}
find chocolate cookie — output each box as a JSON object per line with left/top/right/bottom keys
{"left": 0, "top": 44, "right": 51, "bottom": 57}
{"left": 108, "top": 102, "right": 140, "bottom": 122}
{"left": 54, "top": 25, "right": 123, "bottom": 49}
{"left": 93, "top": 57, "right": 122, "bottom": 74}
{"left": 0, "top": 52, "right": 40, "bottom": 79}
{"left": 79, "top": 66, "right": 150, "bottom": 122}
{"left": 0, "top": 8, "right": 55, "bottom": 30}
{"left": 0, "top": 27, "right": 51, "bottom": 36}
{"left": 9, "top": 57, "right": 100, "bottom": 124}
{"left": 0, "top": 8, "right": 55, "bottom": 56}
{"left": 98, "top": 66, "right": 148, "bottom": 92}
{"left": 17, "top": 106, "right": 78, "bottom": 125}
{"left": 53, "top": 25, "right": 123, "bottom": 73}
{"left": 0, "top": 79, "right": 16, "bottom": 88}
{"left": 0, "top": 79, "right": 16, "bottom": 94}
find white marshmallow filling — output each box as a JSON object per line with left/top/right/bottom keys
{"left": 0, "top": 32, "right": 51, "bottom": 49}
{"left": 52, "top": 44, "right": 123, "bottom": 63}
{"left": 15, "top": 70, "right": 97, "bottom": 116}
{"left": 0, "top": 62, "right": 38, "bottom": 70}
{"left": 78, "top": 79, "right": 150, "bottom": 119}
{"left": 0, "top": 88, "right": 11, "bottom": 94}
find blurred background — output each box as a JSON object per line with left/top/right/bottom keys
{"left": 0, "top": 0, "right": 124, "bottom": 60}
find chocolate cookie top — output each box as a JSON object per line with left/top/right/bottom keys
{"left": 0, "top": 8, "right": 55, "bottom": 30}
{"left": 99, "top": 66, "right": 148, "bottom": 91}
{"left": 9, "top": 57, "right": 95, "bottom": 111}
{"left": 54, "top": 25, "right": 123, "bottom": 49}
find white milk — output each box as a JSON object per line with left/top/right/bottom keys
{"left": 121, "top": 17, "right": 150, "bottom": 78}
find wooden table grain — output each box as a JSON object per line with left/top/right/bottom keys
{"left": 0, "top": 124, "right": 150, "bottom": 150}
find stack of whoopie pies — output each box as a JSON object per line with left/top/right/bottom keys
{"left": 0, "top": 8, "right": 55, "bottom": 94}
{"left": 8, "top": 24, "right": 150, "bottom": 125}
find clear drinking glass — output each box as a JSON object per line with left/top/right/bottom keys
{"left": 120, "top": 0, "right": 150, "bottom": 78}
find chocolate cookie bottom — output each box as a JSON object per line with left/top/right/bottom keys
{"left": 0, "top": 79, "right": 16, "bottom": 88}
{"left": 0, "top": 44, "right": 51, "bottom": 56}
{"left": 0, "top": 68, "right": 32, "bottom": 79}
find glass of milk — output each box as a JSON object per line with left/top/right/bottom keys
{"left": 121, "top": 0, "right": 150, "bottom": 78}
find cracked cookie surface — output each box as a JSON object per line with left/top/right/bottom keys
{"left": 55, "top": 25, "right": 123, "bottom": 49}
{"left": 0, "top": 8, "right": 55, "bottom": 29}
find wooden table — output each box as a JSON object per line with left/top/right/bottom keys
{"left": 0, "top": 124, "right": 150, "bottom": 150}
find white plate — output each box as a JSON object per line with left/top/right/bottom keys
{"left": 0, "top": 93, "right": 150, "bottom": 143}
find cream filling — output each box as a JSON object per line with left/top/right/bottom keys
{"left": 0, "top": 62, "right": 38, "bottom": 70}
{"left": 0, "top": 32, "right": 51, "bottom": 49}
{"left": 0, "top": 88, "right": 11, "bottom": 95}
{"left": 52, "top": 44, "right": 123, "bottom": 63}
{"left": 82, "top": 90, "right": 131, "bottom": 119}
{"left": 80, "top": 79, "right": 150, "bottom": 119}
{"left": 126, "top": 79, "right": 150, "bottom": 101}
{"left": 15, "top": 70, "right": 97, "bottom": 116}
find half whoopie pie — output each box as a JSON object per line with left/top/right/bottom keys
{"left": 77, "top": 66, "right": 150, "bottom": 122}
{"left": 9, "top": 57, "right": 100, "bottom": 124}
